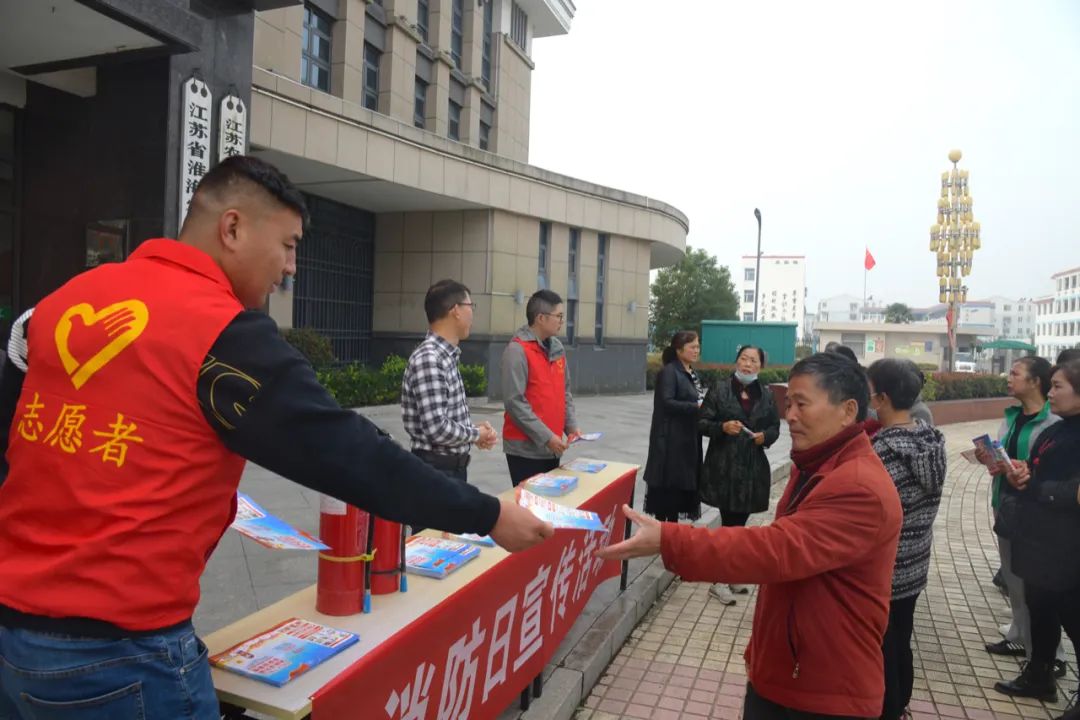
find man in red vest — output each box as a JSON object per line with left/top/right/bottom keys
{"left": 501, "top": 289, "right": 582, "bottom": 486}
{"left": 0, "top": 156, "right": 552, "bottom": 719}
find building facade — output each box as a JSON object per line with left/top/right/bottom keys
{"left": 1035, "top": 265, "right": 1080, "bottom": 360}
{"left": 1, "top": 0, "right": 689, "bottom": 398}
{"left": 814, "top": 321, "right": 982, "bottom": 370}
{"left": 740, "top": 254, "right": 806, "bottom": 338}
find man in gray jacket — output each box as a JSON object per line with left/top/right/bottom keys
{"left": 501, "top": 290, "right": 581, "bottom": 486}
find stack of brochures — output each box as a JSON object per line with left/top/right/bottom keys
{"left": 405, "top": 536, "right": 481, "bottom": 578}
{"left": 563, "top": 459, "right": 608, "bottom": 473}
{"left": 210, "top": 618, "right": 358, "bottom": 687}
{"left": 441, "top": 532, "right": 496, "bottom": 547}
{"left": 517, "top": 488, "right": 605, "bottom": 531}
{"left": 523, "top": 473, "right": 578, "bottom": 497}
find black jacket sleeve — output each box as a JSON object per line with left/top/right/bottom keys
{"left": 197, "top": 311, "right": 501, "bottom": 535}
{"left": 656, "top": 363, "right": 699, "bottom": 417}
{"left": 0, "top": 355, "right": 25, "bottom": 486}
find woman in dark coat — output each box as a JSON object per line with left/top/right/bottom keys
{"left": 643, "top": 331, "right": 704, "bottom": 523}
{"left": 994, "top": 360, "right": 1080, "bottom": 717}
{"left": 698, "top": 345, "right": 781, "bottom": 605}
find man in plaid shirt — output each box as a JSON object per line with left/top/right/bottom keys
{"left": 402, "top": 279, "right": 497, "bottom": 485}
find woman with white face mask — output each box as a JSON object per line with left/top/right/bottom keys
{"left": 698, "top": 345, "right": 781, "bottom": 605}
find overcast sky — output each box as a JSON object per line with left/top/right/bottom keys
{"left": 527, "top": 0, "right": 1080, "bottom": 308}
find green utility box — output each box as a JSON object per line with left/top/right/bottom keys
{"left": 700, "top": 320, "right": 797, "bottom": 365}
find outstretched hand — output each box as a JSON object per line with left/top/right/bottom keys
{"left": 594, "top": 504, "right": 662, "bottom": 562}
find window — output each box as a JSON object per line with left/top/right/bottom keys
{"left": 510, "top": 2, "right": 528, "bottom": 50}
{"left": 567, "top": 228, "right": 580, "bottom": 344}
{"left": 596, "top": 234, "right": 608, "bottom": 345}
{"left": 1003, "top": 304, "right": 1012, "bottom": 311}
{"left": 537, "top": 222, "right": 550, "bottom": 289}
{"left": 450, "top": 0, "right": 464, "bottom": 69}
{"left": 743, "top": 312, "right": 754, "bottom": 322}
{"left": 413, "top": 78, "right": 427, "bottom": 128}
{"left": 744, "top": 290, "right": 755, "bottom": 303}
{"left": 448, "top": 101, "right": 461, "bottom": 140}
{"left": 362, "top": 43, "right": 381, "bottom": 110}
{"left": 745, "top": 268, "right": 755, "bottom": 282}
{"left": 301, "top": 4, "right": 333, "bottom": 92}
{"left": 482, "top": 0, "right": 494, "bottom": 90}
{"left": 479, "top": 101, "right": 493, "bottom": 150}
{"left": 416, "top": 0, "right": 429, "bottom": 42}
{"left": 448, "top": 78, "right": 464, "bottom": 142}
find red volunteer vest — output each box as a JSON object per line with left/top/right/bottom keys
{"left": 0, "top": 240, "right": 246, "bottom": 631}
{"left": 502, "top": 336, "right": 567, "bottom": 442}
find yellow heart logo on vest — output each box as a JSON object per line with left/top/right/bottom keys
{"left": 55, "top": 301, "right": 150, "bottom": 390}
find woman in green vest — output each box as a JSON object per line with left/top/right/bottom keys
{"left": 981, "top": 357, "right": 1062, "bottom": 672}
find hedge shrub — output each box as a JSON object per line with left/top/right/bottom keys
{"left": 921, "top": 372, "right": 1007, "bottom": 401}
{"left": 282, "top": 327, "right": 336, "bottom": 368}
{"left": 316, "top": 354, "right": 488, "bottom": 408}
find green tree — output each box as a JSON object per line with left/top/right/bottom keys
{"left": 649, "top": 247, "right": 739, "bottom": 349}
{"left": 885, "top": 302, "right": 914, "bottom": 324}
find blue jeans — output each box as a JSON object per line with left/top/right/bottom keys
{"left": 0, "top": 622, "right": 218, "bottom": 719}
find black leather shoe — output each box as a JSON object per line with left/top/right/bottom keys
{"left": 985, "top": 639, "right": 1026, "bottom": 657}
{"left": 994, "top": 661, "right": 1058, "bottom": 703}
{"left": 1056, "top": 660, "right": 1070, "bottom": 680}
{"left": 1055, "top": 689, "right": 1079, "bottom": 720}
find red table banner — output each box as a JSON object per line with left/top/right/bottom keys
{"left": 311, "top": 468, "right": 636, "bottom": 720}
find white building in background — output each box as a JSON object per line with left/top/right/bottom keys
{"left": 815, "top": 294, "right": 886, "bottom": 323}
{"left": 741, "top": 255, "right": 807, "bottom": 337}
{"left": 984, "top": 296, "right": 1037, "bottom": 341}
{"left": 1035, "top": 265, "right": 1080, "bottom": 359}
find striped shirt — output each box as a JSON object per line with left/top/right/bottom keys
{"left": 401, "top": 332, "right": 479, "bottom": 455}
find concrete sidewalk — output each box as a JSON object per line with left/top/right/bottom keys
{"left": 577, "top": 420, "right": 1078, "bottom": 720}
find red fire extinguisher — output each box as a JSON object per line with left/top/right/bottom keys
{"left": 369, "top": 517, "right": 408, "bottom": 596}
{"left": 316, "top": 496, "right": 373, "bottom": 616}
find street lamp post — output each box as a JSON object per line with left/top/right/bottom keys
{"left": 753, "top": 208, "right": 762, "bottom": 322}
{"left": 929, "top": 149, "right": 981, "bottom": 372}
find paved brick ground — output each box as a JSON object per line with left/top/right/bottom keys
{"left": 577, "top": 420, "right": 1078, "bottom": 720}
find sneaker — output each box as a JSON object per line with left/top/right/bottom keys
{"left": 1055, "top": 659, "right": 1069, "bottom": 680}
{"left": 994, "top": 661, "right": 1058, "bottom": 703}
{"left": 992, "top": 566, "right": 1006, "bottom": 590}
{"left": 708, "top": 583, "right": 736, "bottom": 606}
{"left": 730, "top": 583, "right": 750, "bottom": 595}
{"left": 985, "top": 639, "right": 1026, "bottom": 657}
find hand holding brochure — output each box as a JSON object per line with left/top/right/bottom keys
{"left": 570, "top": 432, "right": 603, "bottom": 444}
{"left": 517, "top": 488, "right": 605, "bottom": 531}
{"left": 210, "top": 618, "right": 358, "bottom": 687}
{"left": 971, "top": 434, "right": 1010, "bottom": 466}
{"left": 231, "top": 493, "right": 329, "bottom": 551}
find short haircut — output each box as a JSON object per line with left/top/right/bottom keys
{"left": 827, "top": 344, "right": 859, "bottom": 365}
{"left": 1056, "top": 348, "right": 1080, "bottom": 365}
{"left": 790, "top": 352, "right": 871, "bottom": 422}
{"left": 1016, "top": 356, "right": 1054, "bottom": 398}
{"left": 424, "top": 279, "right": 471, "bottom": 323}
{"left": 735, "top": 345, "right": 767, "bottom": 367}
{"left": 867, "top": 358, "right": 922, "bottom": 410}
{"left": 526, "top": 289, "right": 563, "bottom": 325}
{"left": 1052, "top": 360, "right": 1080, "bottom": 397}
{"left": 189, "top": 155, "right": 309, "bottom": 229}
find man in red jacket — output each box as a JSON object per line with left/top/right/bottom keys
{"left": 599, "top": 353, "right": 902, "bottom": 719}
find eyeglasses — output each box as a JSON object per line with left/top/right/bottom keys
{"left": 456, "top": 301, "right": 477, "bottom": 309}
{"left": 543, "top": 312, "right": 565, "bottom": 321}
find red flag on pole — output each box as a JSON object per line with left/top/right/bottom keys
{"left": 864, "top": 248, "right": 876, "bottom": 271}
